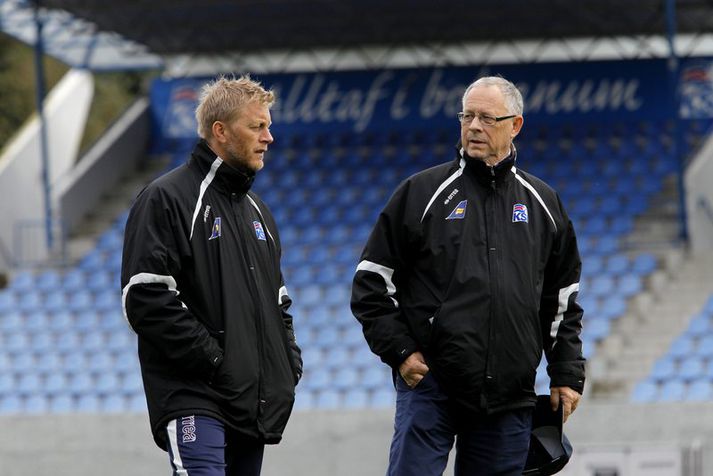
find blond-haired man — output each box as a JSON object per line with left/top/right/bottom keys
{"left": 122, "top": 75, "right": 301, "bottom": 476}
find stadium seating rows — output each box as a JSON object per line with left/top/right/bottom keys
{"left": 0, "top": 119, "right": 691, "bottom": 413}
{"left": 632, "top": 295, "right": 713, "bottom": 402}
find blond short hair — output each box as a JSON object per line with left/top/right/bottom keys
{"left": 195, "top": 75, "right": 275, "bottom": 139}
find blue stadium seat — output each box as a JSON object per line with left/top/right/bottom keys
{"left": 679, "top": 357, "right": 705, "bottom": 382}
{"left": 67, "top": 290, "right": 94, "bottom": 313}
{"left": 617, "top": 274, "right": 642, "bottom": 298}
{"left": 45, "top": 373, "right": 68, "bottom": 397}
{"left": 669, "top": 336, "right": 695, "bottom": 360}
{"left": 322, "top": 285, "right": 351, "bottom": 308}
{"left": 658, "top": 380, "right": 686, "bottom": 402}
{"left": 332, "top": 368, "right": 359, "bottom": 390}
{"left": 343, "top": 388, "right": 369, "bottom": 409}
{"left": 650, "top": 357, "right": 676, "bottom": 382}
{"left": 48, "top": 311, "right": 74, "bottom": 332}
{"left": 631, "top": 380, "right": 658, "bottom": 402}
{"left": 301, "top": 368, "right": 330, "bottom": 392}
{"left": 61, "top": 269, "right": 86, "bottom": 292}
{"left": 686, "top": 315, "right": 711, "bottom": 339}
{"left": 87, "top": 352, "right": 114, "bottom": 373}
{"left": 698, "top": 335, "right": 713, "bottom": 360}
{"left": 74, "top": 310, "right": 100, "bottom": 332}
{"left": 685, "top": 379, "right": 713, "bottom": 402}
{"left": 44, "top": 291, "right": 68, "bottom": 313}
{"left": 0, "top": 395, "right": 22, "bottom": 413}
{"left": 5, "top": 332, "right": 30, "bottom": 354}
{"left": 0, "top": 291, "right": 18, "bottom": 315}
{"left": 599, "top": 296, "right": 627, "bottom": 321}
{"left": 0, "top": 311, "right": 22, "bottom": 331}
{"left": 68, "top": 373, "right": 93, "bottom": 396}
{"left": 76, "top": 394, "right": 100, "bottom": 412}
{"left": 50, "top": 394, "right": 75, "bottom": 413}
{"left": 35, "top": 270, "right": 61, "bottom": 293}
{"left": 315, "top": 389, "right": 341, "bottom": 409}
{"left": 128, "top": 393, "right": 147, "bottom": 413}
{"left": 9, "top": 271, "right": 34, "bottom": 293}
{"left": 31, "top": 332, "right": 54, "bottom": 353}
{"left": 24, "top": 312, "right": 49, "bottom": 332}
{"left": 121, "top": 372, "right": 144, "bottom": 396}
{"left": 588, "top": 276, "right": 615, "bottom": 297}
{"left": 95, "top": 373, "right": 121, "bottom": 395}
{"left": 586, "top": 318, "right": 610, "bottom": 342}
{"left": 87, "top": 271, "right": 112, "bottom": 294}
{"left": 55, "top": 330, "right": 81, "bottom": 353}
{"left": 293, "top": 390, "right": 315, "bottom": 411}
{"left": 604, "top": 254, "right": 629, "bottom": 276}
{"left": 0, "top": 374, "right": 16, "bottom": 397}
{"left": 362, "top": 366, "right": 390, "bottom": 391}
{"left": 101, "top": 394, "right": 127, "bottom": 412}
{"left": 17, "top": 291, "right": 42, "bottom": 314}
{"left": 301, "top": 348, "right": 323, "bottom": 370}
{"left": 36, "top": 352, "right": 62, "bottom": 373}
{"left": 16, "top": 373, "right": 42, "bottom": 396}
{"left": 370, "top": 388, "right": 395, "bottom": 408}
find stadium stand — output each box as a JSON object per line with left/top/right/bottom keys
{"left": 633, "top": 294, "right": 713, "bottom": 402}
{"left": 0, "top": 118, "right": 684, "bottom": 414}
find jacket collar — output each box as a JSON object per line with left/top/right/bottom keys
{"left": 189, "top": 139, "right": 255, "bottom": 195}
{"left": 457, "top": 143, "right": 517, "bottom": 186}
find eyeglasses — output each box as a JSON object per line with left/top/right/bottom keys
{"left": 457, "top": 112, "right": 516, "bottom": 126}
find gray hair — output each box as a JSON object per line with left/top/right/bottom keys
{"left": 462, "top": 76, "right": 524, "bottom": 116}
{"left": 195, "top": 74, "right": 275, "bottom": 139}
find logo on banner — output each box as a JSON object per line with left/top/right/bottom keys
{"left": 512, "top": 203, "right": 529, "bottom": 223}
{"left": 164, "top": 85, "right": 199, "bottom": 138}
{"left": 253, "top": 221, "right": 267, "bottom": 241}
{"left": 209, "top": 217, "right": 222, "bottom": 240}
{"left": 679, "top": 61, "right": 713, "bottom": 119}
{"left": 446, "top": 200, "right": 467, "bottom": 220}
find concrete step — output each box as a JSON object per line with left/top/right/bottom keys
{"left": 65, "top": 156, "right": 169, "bottom": 262}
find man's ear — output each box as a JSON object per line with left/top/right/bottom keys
{"left": 511, "top": 115, "right": 524, "bottom": 138}
{"left": 211, "top": 121, "right": 227, "bottom": 143}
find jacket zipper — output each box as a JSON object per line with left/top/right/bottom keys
{"left": 232, "top": 193, "right": 267, "bottom": 431}
{"left": 483, "top": 165, "right": 499, "bottom": 410}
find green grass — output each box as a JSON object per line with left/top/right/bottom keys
{"left": 0, "top": 32, "right": 156, "bottom": 158}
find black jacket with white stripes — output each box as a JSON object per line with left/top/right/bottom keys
{"left": 351, "top": 147, "right": 585, "bottom": 415}
{"left": 121, "top": 140, "right": 301, "bottom": 450}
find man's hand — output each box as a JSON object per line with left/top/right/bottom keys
{"left": 550, "top": 386, "right": 581, "bottom": 423}
{"left": 398, "top": 351, "right": 430, "bottom": 388}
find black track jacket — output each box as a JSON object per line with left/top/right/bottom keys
{"left": 121, "top": 140, "right": 301, "bottom": 450}
{"left": 351, "top": 147, "right": 585, "bottom": 415}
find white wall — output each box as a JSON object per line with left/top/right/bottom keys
{"left": 1, "top": 402, "right": 713, "bottom": 476}
{"left": 685, "top": 132, "right": 713, "bottom": 252}
{"left": 0, "top": 69, "right": 93, "bottom": 271}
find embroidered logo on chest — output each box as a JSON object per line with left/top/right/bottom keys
{"left": 512, "top": 203, "right": 529, "bottom": 223}
{"left": 444, "top": 188, "right": 460, "bottom": 205}
{"left": 209, "top": 217, "right": 222, "bottom": 240}
{"left": 253, "top": 221, "right": 267, "bottom": 241}
{"left": 446, "top": 200, "right": 467, "bottom": 220}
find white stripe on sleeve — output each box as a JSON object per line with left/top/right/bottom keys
{"left": 356, "top": 260, "right": 399, "bottom": 307}
{"left": 121, "top": 272, "right": 186, "bottom": 329}
{"left": 549, "top": 282, "right": 580, "bottom": 349}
